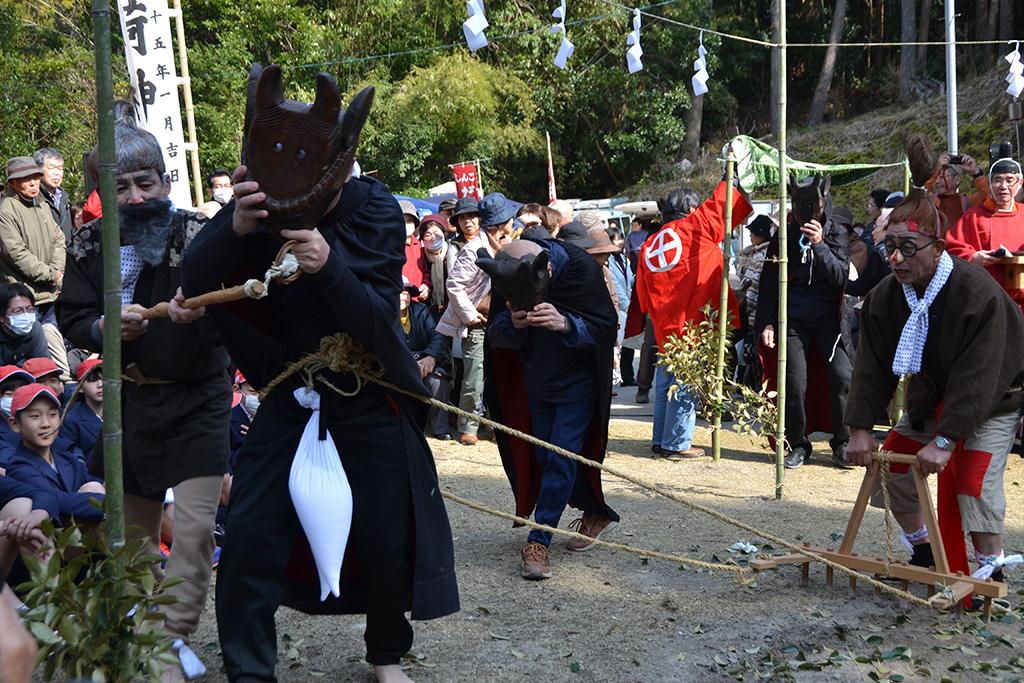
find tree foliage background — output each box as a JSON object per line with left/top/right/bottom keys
{"left": 0, "top": 0, "right": 1020, "bottom": 203}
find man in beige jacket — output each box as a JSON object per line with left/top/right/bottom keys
{"left": 437, "top": 192, "right": 518, "bottom": 445}
{"left": 0, "top": 158, "right": 69, "bottom": 377}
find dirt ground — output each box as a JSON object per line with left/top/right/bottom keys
{"left": 188, "top": 415, "right": 1024, "bottom": 682}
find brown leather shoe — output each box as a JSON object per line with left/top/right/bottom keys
{"left": 566, "top": 514, "right": 619, "bottom": 552}
{"left": 520, "top": 542, "right": 551, "bottom": 580}
{"left": 662, "top": 447, "right": 706, "bottom": 461}
{"left": 458, "top": 432, "right": 478, "bottom": 446}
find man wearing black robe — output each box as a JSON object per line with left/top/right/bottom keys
{"left": 181, "top": 168, "right": 458, "bottom": 683}
{"left": 56, "top": 117, "right": 230, "bottom": 680}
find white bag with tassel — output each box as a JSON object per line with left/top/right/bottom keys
{"left": 289, "top": 386, "right": 353, "bottom": 601}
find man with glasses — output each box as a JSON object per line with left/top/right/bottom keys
{"left": 946, "top": 157, "right": 1024, "bottom": 311}
{"left": 846, "top": 167, "right": 1024, "bottom": 588}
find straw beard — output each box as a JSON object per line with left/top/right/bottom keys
{"left": 119, "top": 198, "right": 174, "bottom": 266}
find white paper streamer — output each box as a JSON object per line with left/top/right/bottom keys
{"left": 729, "top": 541, "right": 758, "bottom": 554}
{"left": 550, "top": 1, "right": 575, "bottom": 69}
{"left": 463, "top": 0, "right": 488, "bottom": 52}
{"left": 626, "top": 8, "right": 643, "bottom": 73}
{"left": 692, "top": 31, "right": 710, "bottom": 96}
{"left": 1006, "top": 42, "right": 1024, "bottom": 99}
{"left": 971, "top": 553, "right": 1023, "bottom": 580}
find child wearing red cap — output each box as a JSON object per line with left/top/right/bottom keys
{"left": 0, "top": 366, "right": 35, "bottom": 471}
{"left": 4, "top": 384, "right": 105, "bottom": 522}
{"left": 59, "top": 358, "right": 102, "bottom": 464}
{"left": 22, "top": 357, "right": 66, "bottom": 405}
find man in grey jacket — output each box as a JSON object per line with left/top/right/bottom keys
{"left": 33, "top": 148, "right": 73, "bottom": 243}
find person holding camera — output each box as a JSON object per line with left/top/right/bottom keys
{"left": 930, "top": 152, "right": 989, "bottom": 231}
{"left": 945, "top": 149, "right": 1024, "bottom": 312}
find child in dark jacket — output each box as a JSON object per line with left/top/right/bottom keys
{"left": 58, "top": 358, "right": 103, "bottom": 464}
{"left": 5, "top": 384, "right": 104, "bottom": 523}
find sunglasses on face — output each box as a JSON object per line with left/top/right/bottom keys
{"left": 883, "top": 236, "right": 937, "bottom": 258}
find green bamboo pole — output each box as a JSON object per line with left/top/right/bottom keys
{"left": 91, "top": 0, "right": 125, "bottom": 546}
{"left": 711, "top": 153, "right": 736, "bottom": 462}
{"left": 774, "top": 2, "right": 788, "bottom": 500}
{"left": 892, "top": 159, "right": 911, "bottom": 427}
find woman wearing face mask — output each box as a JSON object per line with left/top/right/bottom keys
{"left": 0, "top": 283, "right": 49, "bottom": 367}
{"left": 419, "top": 214, "right": 458, "bottom": 320}
{"left": 399, "top": 200, "right": 431, "bottom": 302}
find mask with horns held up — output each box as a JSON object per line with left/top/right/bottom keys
{"left": 475, "top": 242, "right": 550, "bottom": 312}
{"left": 241, "top": 63, "right": 375, "bottom": 237}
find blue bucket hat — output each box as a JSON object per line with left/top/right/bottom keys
{"left": 478, "top": 192, "right": 517, "bottom": 228}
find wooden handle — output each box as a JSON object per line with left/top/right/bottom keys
{"left": 137, "top": 281, "right": 265, "bottom": 320}
{"left": 874, "top": 450, "right": 918, "bottom": 465}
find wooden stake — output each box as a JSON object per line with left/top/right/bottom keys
{"left": 774, "top": 0, "right": 789, "bottom": 500}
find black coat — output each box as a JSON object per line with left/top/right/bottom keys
{"left": 40, "top": 186, "right": 73, "bottom": 244}
{"left": 56, "top": 210, "right": 231, "bottom": 496}
{"left": 181, "top": 175, "right": 458, "bottom": 620}
{"left": 404, "top": 300, "right": 448, "bottom": 371}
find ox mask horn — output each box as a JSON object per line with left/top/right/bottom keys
{"left": 788, "top": 172, "right": 831, "bottom": 227}
{"left": 475, "top": 244, "right": 550, "bottom": 312}
{"left": 241, "top": 63, "right": 375, "bottom": 237}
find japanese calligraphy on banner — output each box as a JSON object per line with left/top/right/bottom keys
{"left": 452, "top": 162, "right": 482, "bottom": 200}
{"left": 116, "top": 0, "right": 191, "bottom": 208}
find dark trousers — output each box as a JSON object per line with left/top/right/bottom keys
{"left": 637, "top": 317, "right": 657, "bottom": 391}
{"left": 620, "top": 346, "right": 636, "bottom": 385}
{"left": 216, "top": 393, "right": 414, "bottom": 680}
{"left": 526, "top": 398, "right": 593, "bottom": 546}
{"left": 785, "top": 319, "right": 852, "bottom": 451}
{"left": 424, "top": 371, "right": 451, "bottom": 437}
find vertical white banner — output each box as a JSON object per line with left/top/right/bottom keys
{"left": 116, "top": 0, "right": 191, "bottom": 209}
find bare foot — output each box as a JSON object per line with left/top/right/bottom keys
{"left": 374, "top": 664, "right": 413, "bottom": 683}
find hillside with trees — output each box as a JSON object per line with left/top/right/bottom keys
{"left": 0, "top": 0, "right": 1020, "bottom": 203}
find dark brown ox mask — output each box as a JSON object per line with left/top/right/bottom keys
{"left": 788, "top": 172, "right": 831, "bottom": 227}
{"left": 241, "top": 63, "right": 374, "bottom": 237}
{"left": 475, "top": 246, "right": 550, "bottom": 312}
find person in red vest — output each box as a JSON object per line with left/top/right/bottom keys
{"left": 945, "top": 157, "right": 1024, "bottom": 311}
{"left": 635, "top": 180, "right": 751, "bottom": 459}
{"left": 929, "top": 152, "right": 989, "bottom": 232}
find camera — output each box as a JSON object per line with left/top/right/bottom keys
{"left": 989, "top": 141, "right": 1014, "bottom": 165}
{"left": 947, "top": 154, "right": 964, "bottom": 166}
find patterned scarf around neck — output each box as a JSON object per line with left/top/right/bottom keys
{"left": 892, "top": 251, "right": 954, "bottom": 376}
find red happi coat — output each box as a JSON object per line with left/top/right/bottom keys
{"left": 636, "top": 181, "right": 753, "bottom": 350}
{"left": 945, "top": 199, "right": 1024, "bottom": 311}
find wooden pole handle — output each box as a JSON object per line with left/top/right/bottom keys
{"left": 137, "top": 281, "right": 266, "bottom": 320}
{"left": 873, "top": 450, "right": 918, "bottom": 465}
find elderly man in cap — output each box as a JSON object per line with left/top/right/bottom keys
{"left": 437, "top": 192, "right": 517, "bottom": 446}
{"left": 438, "top": 197, "right": 457, "bottom": 221}
{"left": 0, "top": 156, "right": 70, "bottom": 380}
{"left": 57, "top": 111, "right": 229, "bottom": 681}
{"left": 450, "top": 196, "right": 481, "bottom": 249}
{"left": 399, "top": 200, "right": 430, "bottom": 301}
{"left": 945, "top": 157, "right": 1024, "bottom": 313}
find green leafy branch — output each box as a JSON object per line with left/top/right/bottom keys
{"left": 17, "top": 521, "right": 182, "bottom": 683}
{"left": 657, "top": 305, "right": 779, "bottom": 451}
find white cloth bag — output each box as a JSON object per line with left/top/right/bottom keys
{"left": 289, "top": 387, "right": 353, "bottom": 601}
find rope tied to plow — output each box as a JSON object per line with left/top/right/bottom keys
{"left": 263, "top": 333, "right": 933, "bottom": 608}
{"left": 877, "top": 453, "right": 900, "bottom": 576}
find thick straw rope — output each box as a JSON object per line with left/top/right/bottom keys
{"left": 266, "top": 334, "right": 936, "bottom": 608}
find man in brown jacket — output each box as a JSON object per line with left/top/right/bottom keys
{"left": 0, "top": 157, "right": 68, "bottom": 377}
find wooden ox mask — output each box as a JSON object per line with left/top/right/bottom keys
{"left": 788, "top": 172, "right": 832, "bottom": 227}
{"left": 241, "top": 63, "right": 374, "bottom": 237}
{"left": 475, "top": 243, "right": 550, "bottom": 312}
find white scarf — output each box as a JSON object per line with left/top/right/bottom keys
{"left": 892, "top": 251, "right": 954, "bottom": 376}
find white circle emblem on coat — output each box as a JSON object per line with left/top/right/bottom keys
{"left": 644, "top": 229, "right": 683, "bottom": 273}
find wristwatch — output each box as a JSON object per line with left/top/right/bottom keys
{"left": 933, "top": 435, "right": 956, "bottom": 451}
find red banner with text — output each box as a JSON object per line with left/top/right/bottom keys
{"left": 452, "top": 162, "right": 482, "bottom": 200}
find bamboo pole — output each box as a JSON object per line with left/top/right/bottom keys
{"left": 903, "top": 157, "right": 911, "bottom": 195}
{"left": 91, "top": 0, "right": 125, "bottom": 546}
{"left": 775, "top": 1, "right": 788, "bottom": 500}
{"left": 712, "top": 153, "right": 736, "bottom": 462}
{"left": 171, "top": 0, "right": 203, "bottom": 208}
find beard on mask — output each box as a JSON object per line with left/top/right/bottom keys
{"left": 119, "top": 198, "right": 174, "bottom": 266}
